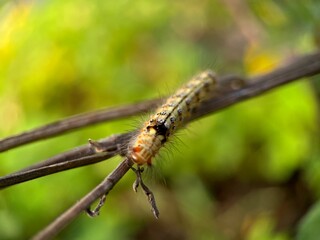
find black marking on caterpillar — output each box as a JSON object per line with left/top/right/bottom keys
{"left": 128, "top": 70, "right": 218, "bottom": 166}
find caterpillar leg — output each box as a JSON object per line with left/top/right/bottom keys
{"left": 131, "top": 166, "right": 160, "bottom": 219}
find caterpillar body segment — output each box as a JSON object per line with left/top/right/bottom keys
{"left": 128, "top": 70, "right": 218, "bottom": 166}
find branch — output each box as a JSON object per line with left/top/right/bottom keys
{"left": 20, "top": 133, "right": 131, "bottom": 172}
{"left": 32, "top": 158, "right": 133, "bottom": 240}
{"left": 0, "top": 133, "right": 132, "bottom": 189}
{"left": 0, "top": 100, "right": 159, "bottom": 153}
{"left": 192, "top": 51, "right": 320, "bottom": 119}
{"left": 0, "top": 153, "right": 112, "bottom": 189}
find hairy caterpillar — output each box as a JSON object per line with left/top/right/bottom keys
{"left": 128, "top": 70, "right": 218, "bottom": 166}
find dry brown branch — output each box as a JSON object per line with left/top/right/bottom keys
{"left": 0, "top": 100, "right": 159, "bottom": 153}
{"left": 1, "top": 51, "right": 320, "bottom": 240}
{"left": 192, "top": 51, "right": 320, "bottom": 119}
{"left": 0, "top": 133, "right": 132, "bottom": 188}
{"left": 0, "top": 153, "right": 112, "bottom": 188}
{"left": 32, "top": 158, "right": 133, "bottom": 240}
{"left": 20, "top": 134, "right": 129, "bottom": 171}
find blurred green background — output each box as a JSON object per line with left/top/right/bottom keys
{"left": 0, "top": 0, "right": 320, "bottom": 239}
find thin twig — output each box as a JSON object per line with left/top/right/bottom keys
{"left": 0, "top": 152, "right": 114, "bottom": 189}
{"left": 32, "top": 158, "right": 133, "bottom": 240}
{"left": 192, "top": 51, "right": 320, "bottom": 119}
{"left": 19, "top": 133, "right": 131, "bottom": 172}
{"left": 0, "top": 133, "right": 132, "bottom": 189}
{"left": 0, "top": 100, "right": 159, "bottom": 153}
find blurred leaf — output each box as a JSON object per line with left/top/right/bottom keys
{"left": 0, "top": 0, "right": 319, "bottom": 239}
{"left": 297, "top": 201, "right": 320, "bottom": 240}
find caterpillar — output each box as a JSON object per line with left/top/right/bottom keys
{"left": 128, "top": 70, "right": 218, "bottom": 166}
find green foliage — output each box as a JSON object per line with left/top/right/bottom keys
{"left": 297, "top": 200, "right": 320, "bottom": 240}
{"left": 0, "top": 0, "right": 319, "bottom": 239}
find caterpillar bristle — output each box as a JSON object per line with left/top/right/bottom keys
{"left": 127, "top": 70, "right": 218, "bottom": 166}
